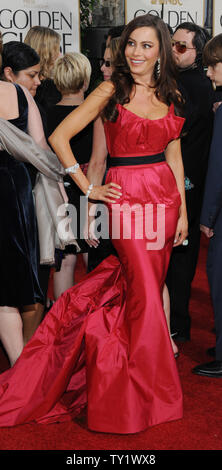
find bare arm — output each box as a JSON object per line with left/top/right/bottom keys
{"left": 165, "top": 139, "right": 188, "bottom": 246}
{"left": 20, "top": 85, "right": 50, "bottom": 150}
{"left": 49, "top": 81, "right": 121, "bottom": 203}
{"left": 87, "top": 116, "right": 108, "bottom": 185}
{"left": 85, "top": 117, "right": 108, "bottom": 247}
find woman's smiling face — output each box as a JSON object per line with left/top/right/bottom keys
{"left": 124, "top": 26, "right": 160, "bottom": 80}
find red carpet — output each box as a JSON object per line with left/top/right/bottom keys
{"left": 0, "top": 235, "right": 222, "bottom": 451}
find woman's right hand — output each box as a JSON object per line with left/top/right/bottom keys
{"left": 83, "top": 202, "right": 100, "bottom": 248}
{"left": 89, "top": 182, "right": 122, "bottom": 203}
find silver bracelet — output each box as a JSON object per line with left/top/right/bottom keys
{"left": 85, "top": 183, "right": 94, "bottom": 198}
{"left": 64, "top": 163, "right": 79, "bottom": 174}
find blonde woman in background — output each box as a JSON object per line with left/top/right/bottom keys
{"left": 46, "top": 52, "right": 93, "bottom": 299}
{"left": 24, "top": 26, "right": 61, "bottom": 108}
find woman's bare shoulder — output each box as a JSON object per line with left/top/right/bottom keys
{"left": 0, "top": 81, "right": 16, "bottom": 94}
{"left": 91, "top": 80, "right": 115, "bottom": 99}
{"left": 79, "top": 80, "right": 115, "bottom": 116}
{"left": 0, "top": 81, "right": 20, "bottom": 119}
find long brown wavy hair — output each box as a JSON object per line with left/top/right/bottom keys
{"left": 102, "top": 14, "right": 183, "bottom": 121}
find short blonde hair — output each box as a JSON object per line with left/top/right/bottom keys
{"left": 53, "top": 52, "right": 92, "bottom": 94}
{"left": 24, "top": 26, "right": 60, "bottom": 79}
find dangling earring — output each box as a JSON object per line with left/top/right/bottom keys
{"left": 156, "top": 58, "right": 160, "bottom": 78}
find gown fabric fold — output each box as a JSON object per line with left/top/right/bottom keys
{"left": 0, "top": 103, "right": 185, "bottom": 433}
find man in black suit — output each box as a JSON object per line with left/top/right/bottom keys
{"left": 192, "top": 102, "right": 222, "bottom": 377}
{"left": 166, "top": 23, "right": 214, "bottom": 342}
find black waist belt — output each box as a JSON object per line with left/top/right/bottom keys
{"left": 108, "top": 152, "right": 165, "bottom": 167}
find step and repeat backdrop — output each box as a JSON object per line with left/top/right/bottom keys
{"left": 0, "top": 0, "right": 80, "bottom": 52}
{"left": 125, "top": 0, "right": 205, "bottom": 29}
{"left": 213, "top": 0, "right": 222, "bottom": 35}
{"left": 0, "top": 0, "right": 221, "bottom": 52}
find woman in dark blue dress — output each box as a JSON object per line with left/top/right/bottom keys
{"left": 0, "top": 32, "right": 50, "bottom": 366}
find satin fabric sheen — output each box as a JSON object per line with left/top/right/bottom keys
{"left": 0, "top": 104, "right": 185, "bottom": 433}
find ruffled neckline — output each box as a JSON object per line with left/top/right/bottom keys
{"left": 117, "top": 103, "right": 174, "bottom": 122}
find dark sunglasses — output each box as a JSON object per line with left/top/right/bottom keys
{"left": 100, "top": 59, "right": 111, "bottom": 67}
{"left": 172, "top": 40, "right": 196, "bottom": 54}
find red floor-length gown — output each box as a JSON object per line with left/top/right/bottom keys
{"left": 0, "top": 103, "right": 185, "bottom": 433}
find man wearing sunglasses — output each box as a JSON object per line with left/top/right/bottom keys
{"left": 172, "top": 36, "right": 197, "bottom": 68}
{"left": 166, "top": 22, "right": 215, "bottom": 343}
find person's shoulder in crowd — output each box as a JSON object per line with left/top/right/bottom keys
{"left": 45, "top": 104, "right": 77, "bottom": 138}
{"left": 35, "top": 78, "right": 61, "bottom": 109}
{"left": 179, "top": 64, "right": 213, "bottom": 103}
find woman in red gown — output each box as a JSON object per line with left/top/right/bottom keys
{"left": 0, "top": 14, "right": 187, "bottom": 433}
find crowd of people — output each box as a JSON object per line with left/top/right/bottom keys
{"left": 0, "top": 14, "right": 221, "bottom": 432}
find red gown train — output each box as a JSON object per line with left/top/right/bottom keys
{"left": 0, "top": 104, "right": 185, "bottom": 433}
